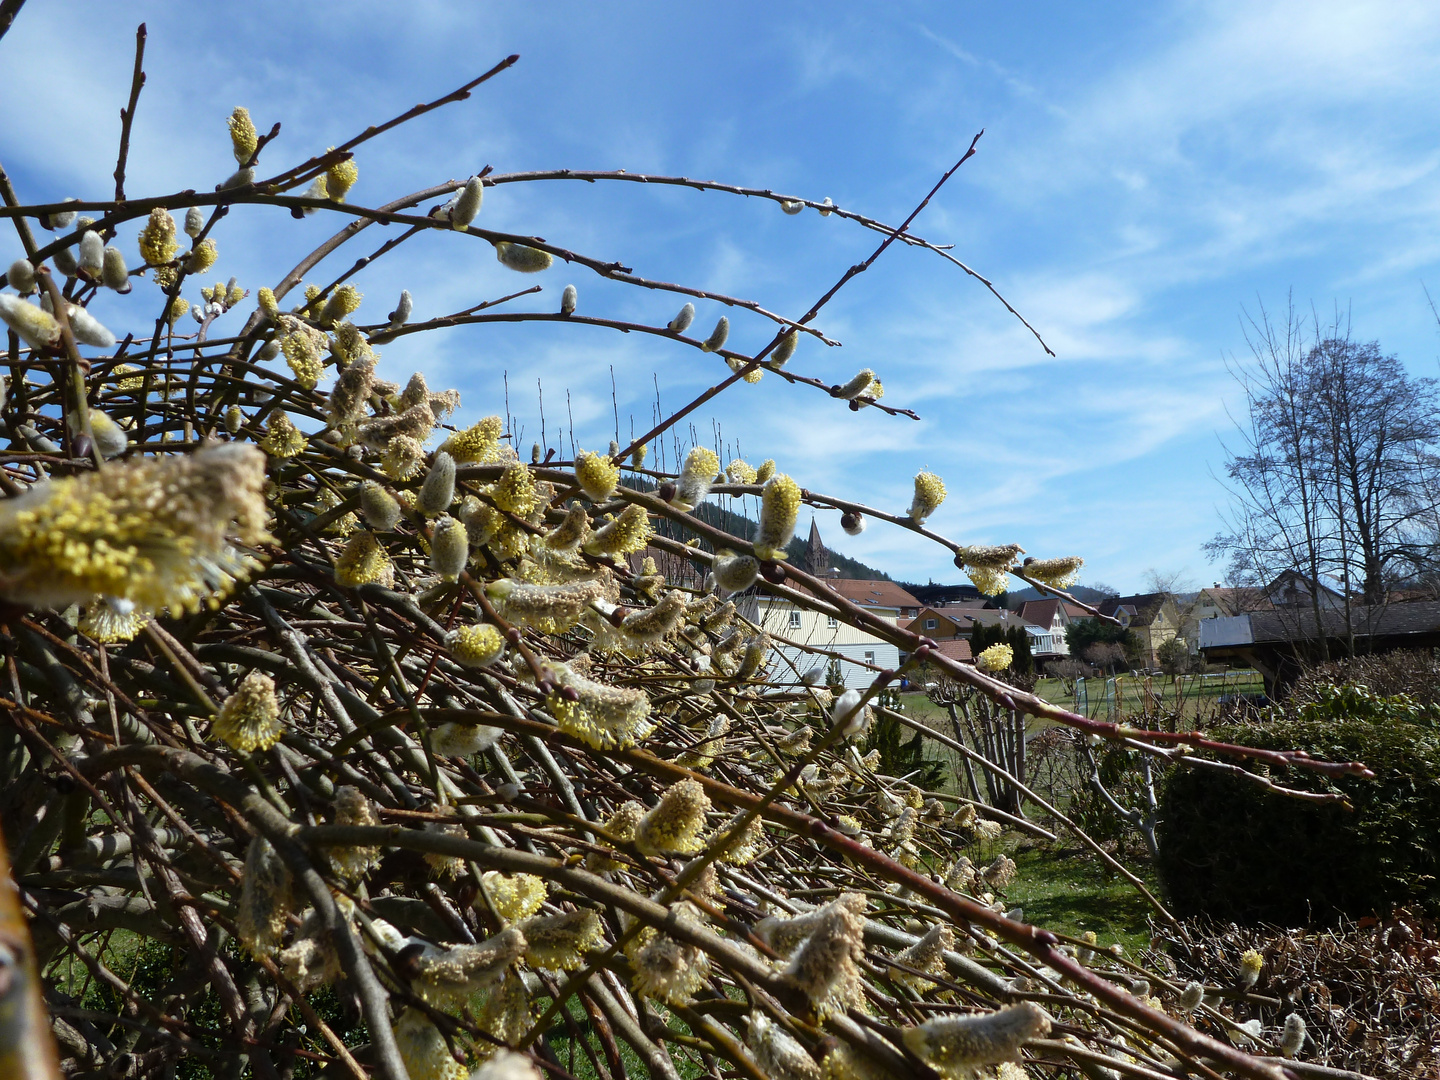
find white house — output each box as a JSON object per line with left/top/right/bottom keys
{"left": 748, "top": 577, "right": 921, "bottom": 690}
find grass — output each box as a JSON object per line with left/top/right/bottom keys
{"left": 1002, "top": 843, "right": 1157, "bottom": 957}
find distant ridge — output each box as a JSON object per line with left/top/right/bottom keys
{"left": 636, "top": 482, "right": 890, "bottom": 581}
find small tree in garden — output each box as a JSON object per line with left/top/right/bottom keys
{"left": 1157, "top": 635, "right": 1196, "bottom": 678}
{"left": 0, "top": 18, "right": 1379, "bottom": 1080}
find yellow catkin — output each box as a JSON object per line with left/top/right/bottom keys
{"left": 228, "top": 107, "right": 259, "bottom": 165}
{"left": 212, "top": 670, "right": 284, "bottom": 752}
{"left": 0, "top": 443, "right": 270, "bottom": 613}
{"left": 439, "top": 415, "right": 505, "bottom": 463}
{"left": 325, "top": 150, "right": 358, "bottom": 202}
{"left": 754, "top": 474, "right": 801, "bottom": 561}
{"left": 575, "top": 449, "right": 619, "bottom": 502}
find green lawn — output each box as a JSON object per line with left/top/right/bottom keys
{"left": 1002, "top": 843, "right": 1156, "bottom": 957}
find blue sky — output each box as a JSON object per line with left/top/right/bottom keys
{"left": 6, "top": 1, "right": 1440, "bottom": 593}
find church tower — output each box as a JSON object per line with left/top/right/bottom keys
{"left": 802, "top": 518, "right": 829, "bottom": 577}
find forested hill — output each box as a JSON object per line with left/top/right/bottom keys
{"left": 635, "top": 482, "right": 890, "bottom": 580}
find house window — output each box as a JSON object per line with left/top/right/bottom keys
{"left": 924, "top": 618, "right": 938, "bottom": 630}
{"left": 864, "top": 651, "right": 875, "bottom": 665}
{"left": 827, "top": 615, "right": 838, "bottom": 628}
{"left": 789, "top": 610, "right": 802, "bottom": 630}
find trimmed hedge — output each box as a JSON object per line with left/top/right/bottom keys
{"left": 1156, "top": 717, "right": 1440, "bottom": 924}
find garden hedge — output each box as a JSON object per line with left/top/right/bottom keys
{"left": 1157, "top": 717, "right": 1440, "bottom": 924}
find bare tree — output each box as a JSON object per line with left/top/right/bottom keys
{"left": 1208, "top": 301, "right": 1440, "bottom": 658}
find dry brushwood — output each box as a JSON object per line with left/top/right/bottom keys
{"left": 0, "top": 24, "right": 1380, "bottom": 1080}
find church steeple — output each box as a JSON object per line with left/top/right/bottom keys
{"left": 803, "top": 517, "right": 828, "bottom": 576}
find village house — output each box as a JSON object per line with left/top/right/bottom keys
{"left": 1095, "top": 593, "right": 1183, "bottom": 667}
{"left": 747, "top": 523, "right": 921, "bottom": 688}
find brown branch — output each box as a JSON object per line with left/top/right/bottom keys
{"left": 112, "top": 23, "right": 147, "bottom": 203}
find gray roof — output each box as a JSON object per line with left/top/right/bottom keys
{"left": 1205, "top": 600, "right": 1440, "bottom": 647}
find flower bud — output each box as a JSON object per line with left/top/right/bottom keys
{"left": 1238, "top": 948, "right": 1263, "bottom": 989}
{"left": 100, "top": 246, "right": 131, "bottom": 293}
{"left": 418, "top": 451, "right": 457, "bottom": 515}
{"left": 1281, "top": 1013, "right": 1305, "bottom": 1058}
{"left": 772, "top": 328, "right": 798, "bottom": 367}
{"left": 438, "top": 414, "right": 504, "bottom": 463}
{"left": 582, "top": 502, "right": 650, "bottom": 556}
{"left": 78, "top": 229, "right": 104, "bottom": 276}
{"left": 755, "top": 458, "right": 776, "bottom": 483}
{"left": 51, "top": 243, "right": 78, "bottom": 278}
{"left": 976, "top": 643, "right": 1013, "bottom": 673}
{"left": 832, "top": 689, "right": 866, "bottom": 737}
{"left": 820, "top": 197, "right": 834, "bottom": 216}
{"left": 326, "top": 151, "right": 358, "bottom": 202}
{"left": 39, "top": 198, "right": 78, "bottom": 231}
{"left": 736, "top": 633, "right": 770, "bottom": 680}
{"left": 1178, "top": 980, "right": 1204, "bottom": 1012}
{"left": 781, "top": 200, "right": 804, "bottom": 215}
{"left": 636, "top": 778, "right": 710, "bottom": 855}
{"left": 902, "top": 1003, "right": 1051, "bottom": 1074}
{"left": 259, "top": 410, "right": 305, "bottom": 458}
{"left": 184, "top": 206, "right": 205, "bottom": 238}
{"left": 220, "top": 166, "right": 255, "bottom": 190}
{"left": 841, "top": 511, "right": 865, "bottom": 536}
{"left": 7, "top": 259, "right": 35, "bottom": 294}
{"left": 186, "top": 238, "right": 218, "bottom": 275}
{"left": 714, "top": 551, "right": 759, "bottom": 593}
{"left": 236, "top": 836, "right": 292, "bottom": 958}
{"left": 668, "top": 302, "right": 695, "bottom": 333}
{"left": 85, "top": 410, "right": 130, "bottom": 459}
{"left": 225, "top": 404, "right": 244, "bottom": 435}
{"left": 0, "top": 295, "right": 61, "bottom": 349}
{"left": 560, "top": 283, "right": 577, "bottom": 315}
{"left": 447, "top": 175, "right": 484, "bottom": 230}
{"left": 495, "top": 241, "right": 553, "bottom": 273}
{"left": 432, "top": 720, "right": 502, "bottom": 757}
{"left": 429, "top": 515, "right": 469, "bottom": 581}
{"left": 519, "top": 909, "right": 604, "bottom": 972}
{"left": 335, "top": 531, "right": 395, "bottom": 588}
{"left": 388, "top": 289, "right": 413, "bottom": 327}
{"left": 835, "top": 369, "right": 875, "bottom": 399}
{"left": 621, "top": 589, "right": 687, "bottom": 644}
{"left": 701, "top": 315, "right": 729, "bottom": 352}
{"left": 360, "top": 481, "right": 402, "bottom": 531}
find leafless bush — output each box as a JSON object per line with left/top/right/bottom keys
{"left": 0, "top": 20, "right": 1377, "bottom": 1080}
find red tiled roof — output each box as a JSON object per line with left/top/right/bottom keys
{"left": 820, "top": 578, "right": 922, "bottom": 612}
{"left": 928, "top": 638, "right": 972, "bottom": 663}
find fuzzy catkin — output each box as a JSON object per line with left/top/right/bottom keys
{"left": 418, "top": 452, "right": 457, "bottom": 515}
{"left": 429, "top": 515, "right": 469, "bottom": 580}
{"left": 668, "top": 302, "right": 695, "bottom": 332}
{"left": 754, "top": 473, "right": 801, "bottom": 560}
{"left": 674, "top": 446, "right": 720, "bottom": 511}
{"left": 495, "top": 241, "right": 553, "bottom": 273}
{"left": 701, "top": 316, "right": 730, "bottom": 352}
{"left": 101, "top": 246, "right": 131, "bottom": 292}
{"left": 448, "top": 175, "right": 484, "bottom": 230}
{"left": 714, "top": 551, "right": 759, "bottom": 593}
{"left": 902, "top": 1003, "right": 1051, "bottom": 1077}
